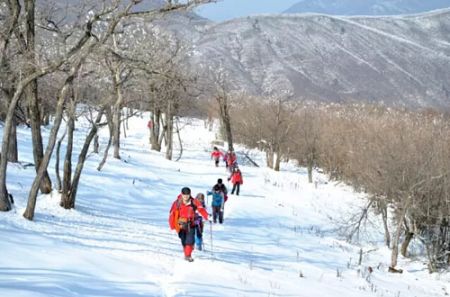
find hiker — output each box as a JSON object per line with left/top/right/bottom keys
{"left": 207, "top": 185, "right": 225, "bottom": 224}
{"left": 194, "top": 193, "right": 206, "bottom": 251}
{"left": 228, "top": 167, "right": 243, "bottom": 196}
{"left": 169, "top": 187, "right": 209, "bottom": 262}
{"left": 213, "top": 178, "right": 228, "bottom": 202}
{"left": 211, "top": 146, "right": 224, "bottom": 167}
{"left": 224, "top": 150, "right": 237, "bottom": 172}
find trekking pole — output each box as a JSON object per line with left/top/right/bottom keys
{"left": 209, "top": 220, "right": 214, "bottom": 259}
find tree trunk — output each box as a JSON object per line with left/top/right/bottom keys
{"left": 165, "top": 101, "right": 174, "bottom": 160}
{"left": 174, "top": 118, "right": 183, "bottom": 162}
{"left": 390, "top": 197, "right": 410, "bottom": 269}
{"left": 307, "top": 163, "right": 313, "bottom": 184}
{"left": 55, "top": 128, "right": 67, "bottom": 192}
{"left": 25, "top": 0, "right": 52, "bottom": 194}
{"left": 98, "top": 107, "right": 114, "bottom": 171}
{"left": 7, "top": 117, "right": 18, "bottom": 162}
{"left": 93, "top": 134, "right": 99, "bottom": 153}
{"left": 400, "top": 231, "right": 414, "bottom": 257}
{"left": 60, "top": 113, "right": 75, "bottom": 209}
{"left": 0, "top": 153, "right": 10, "bottom": 211}
{"left": 274, "top": 147, "right": 281, "bottom": 171}
{"left": 122, "top": 109, "right": 127, "bottom": 138}
{"left": 112, "top": 68, "right": 123, "bottom": 159}
{"left": 150, "top": 109, "right": 162, "bottom": 151}
{"left": 380, "top": 202, "right": 391, "bottom": 247}
{"left": 158, "top": 115, "right": 167, "bottom": 150}
{"left": 266, "top": 149, "right": 274, "bottom": 169}
{"left": 68, "top": 111, "right": 104, "bottom": 208}
{"left": 217, "top": 95, "right": 233, "bottom": 151}
{"left": 23, "top": 71, "right": 76, "bottom": 220}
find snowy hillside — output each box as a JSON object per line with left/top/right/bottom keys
{"left": 0, "top": 115, "right": 449, "bottom": 296}
{"left": 188, "top": 9, "right": 450, "bottom": 108}
{"left": 284, "top": 0, "right": 450, "bottom": 15}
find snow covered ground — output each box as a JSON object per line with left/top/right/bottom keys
{"left": 0, "top": 114, "right": 449, "bottom": 296}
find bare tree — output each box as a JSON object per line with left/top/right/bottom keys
{"left": 1, "top": 0, "right": 216, "bottom": 214}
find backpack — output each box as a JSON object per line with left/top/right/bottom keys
{"left": 172, "top": 197, "right": 197, "bottom": 232}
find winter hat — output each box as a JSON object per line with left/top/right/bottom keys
{"left": 213, "top": 185, "right": 220, "bottom": 191}
{"left": 218, "top": 178, "right": 223, "bottom": 184}
{"left": 181, "top": 187, "right": 191, "bottom": 195}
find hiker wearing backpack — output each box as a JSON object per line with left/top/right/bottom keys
{"left": 228, "top": 167, "right": 243, "bottom": 196}
{"left": 213, "top": 178, "right": 228, "bottom": 202}
{"left": 225, "top": 150, "right": 237, "bottom": 173}
{"left": 169, "top": 187, "right": 209, "bottom": 262}
{"left": 207, "top": 185, "right": 225, "bottom": 224}
{"left": 211, "top": 147, "right": 224, "bottom": 167}
{"left": 194, "top": 193, "right": 206, "bottom": 251}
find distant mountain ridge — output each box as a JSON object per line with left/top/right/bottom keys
{"left": 179, "top": 8, "right": 450, "bottom": 109}
{"left": 284, "top": 0, "right": 450, "bottom": 15}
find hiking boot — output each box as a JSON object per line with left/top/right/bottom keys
{"left": 184, "top": 256, "right": 194, "bottom": 262}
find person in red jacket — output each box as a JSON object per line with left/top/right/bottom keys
{"left": 228, "top": 167, "right": 243, "bottom": 196}
{"left": 211, "top": 146, "right": 224, "bottom": 167}
{"left": 169, "top": 187, "right": 209, "bottom": 262}
{"left": 225, "top": 150, "right": 237, "bottom": 172}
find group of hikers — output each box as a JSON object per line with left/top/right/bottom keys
{"left": 168, "top": 146, "right": 244, "bottom": 262}
{"left": 211, "top": 147, "right": 243, "bottom": 196}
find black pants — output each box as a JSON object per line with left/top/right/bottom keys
{"left": 212, "top": 206, "right": 224, "bottom": 224}
{"left": 178, "top": 224, "right": 196, "bottom": 246}
{"left": 231, "top": 183, "right": 240, "bottom": 195}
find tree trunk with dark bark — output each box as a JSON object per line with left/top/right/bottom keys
{"left": 112, "top": 67, "right": 123, "bottom": 159}
{"left": 67, "top": 110, "right": 104, "bottom": 208}
{"left": 60, "top": 113, "right": 75, "bottom": 209}
{"left": 7, "top": 117, "right": 18, "bottom": 162}
{"left": 98, "top": 107, "right": 113, "bottom": 171}
{"left": 150, "top": 109, "right": 162, "bottom": 151}
{"left": 93, "top": 134, "right": 99, "bottom": 153}
{"left": 400, "top": 231, "right": 414, "bottom": 257}
{"left": 25, "top": 0, "right": 52, "bottom": 194}
{"left": 55, "top": 128, "right": 67, "bottom": 192}
{"left": 165, "top": 101, "right": 174, "bottom": 160}
{"left": 23, "top": 71, "right": 76, "bottom": 220}
{"left": 217, "top": 95, "right": 233, "bottom": 151}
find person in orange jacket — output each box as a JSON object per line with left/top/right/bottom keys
{"left": 228, "top": 167, "right": 243, "bottom": 196}
{"left": 211, "top": 146, "right": 224, "bottom": 167}
{"left": 169, "top": 187, "right": 209, "bottom": 262}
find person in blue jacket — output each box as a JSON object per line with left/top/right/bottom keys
{"left": 207, "top": 185, "right": 225, "bottom": 224}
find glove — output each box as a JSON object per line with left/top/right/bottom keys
{"left": 227, "top": 178, "right": 231, "bottom": 181}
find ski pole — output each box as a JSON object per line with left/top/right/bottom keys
{"left": 209, "top": 220, "right": 213, "bottom": 259}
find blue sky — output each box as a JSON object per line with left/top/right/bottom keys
{"left": 195, "top": 0, "right": 300, "bottom": 21}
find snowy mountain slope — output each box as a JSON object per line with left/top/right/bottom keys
{"left": 1, "top": 116, "right": 449, "bottom": 296}
{"left": 284, "top": 0, "right": 450, "bottom": 15}
{"left": 188, "top": 9, "right": 450, "bottom": 108}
